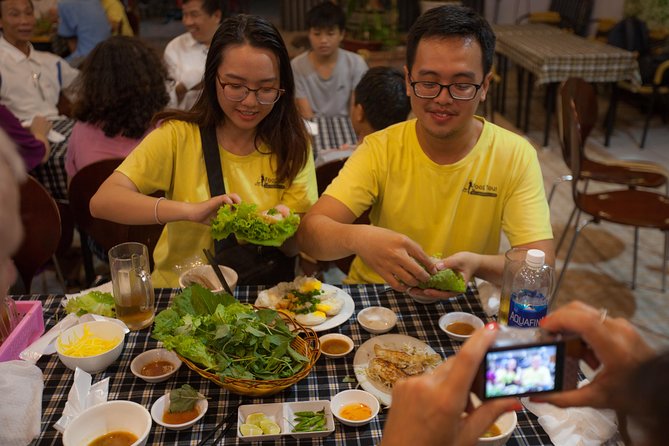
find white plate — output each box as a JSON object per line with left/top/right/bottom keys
{"left": 353, "top": 334, "right": 440, "bottom": 406}
{"left": 255, "top": 284, "right": 355, "bottom": 333}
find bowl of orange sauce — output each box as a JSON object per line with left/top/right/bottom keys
{"left": 438, "top": 312, "right": 484, "bottom": 342}
{"left": 330, "top": 389, "right": 380, "bottom": 426}
{"left": 130, "top": 348, "right": 182, "bottom": 383}
{"left": 151, "top": 393, "right": 208, "bottom": 431}
{"left": 319, "top": 333, "right": 354, "bottom": 358}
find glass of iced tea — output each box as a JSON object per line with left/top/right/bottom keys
{"left": 108, "top": 242, "right": 155, "bottom": 331}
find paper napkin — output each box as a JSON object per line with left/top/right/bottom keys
{"left": 54, "top": 368, "right": 109, "bottom": 434}
{"left": 0, "top": 360, "right": 43, "bottom": 445}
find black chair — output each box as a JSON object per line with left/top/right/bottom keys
{"left": 68, "top": 159, "right": 164, "bottom": 287}
{"left": 516, "top": 0, "right": 594, "bottom": 37}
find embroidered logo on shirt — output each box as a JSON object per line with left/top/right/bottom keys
{"left": 256, "top": 174, "right": 285, "bottom": 189}
{"left": 463, "top": 180, "right": 498, "bottom": 197}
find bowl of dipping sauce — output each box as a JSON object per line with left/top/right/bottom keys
{"left": 63, "top": 400, "right": 152, "bottom": 446}
{"left": 151, "top": 393, "right": 208, "bottom": 431}
{"left": 130, "top": 348, "right": 182, "bottom": 383}
{"left": 357, "top": 306, "right": 397, "bottom": 334}
{"left": 475, "top": 394, "right": 517, "bottom": 446}
{"left": 319, "top": 333, "right": 354, "bottom": 358}
{"left": 438, "top": 312, "right": 484, "bottom": 342}
{"left": 330, "top": 389, "right": 380, "bottom": 427}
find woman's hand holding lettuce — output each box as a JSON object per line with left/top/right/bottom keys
{"left": 211, "top": 202, "right": 300, "bottom": 247}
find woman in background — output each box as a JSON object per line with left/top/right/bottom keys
{"left": 90, "top": 15, "right": 316, "bottom": 287}
{"left": 65, "top": 36, "right": 170, "bottom": 180}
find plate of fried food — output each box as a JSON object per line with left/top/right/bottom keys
{"left": 353, "top": 334, "right": 442, "bottom": 406}
{"left": 255, "top": 276, "right": 355, "bottom": 332}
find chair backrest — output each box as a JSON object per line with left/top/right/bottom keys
{"left": 13, "top": 176, "right": 62, "bottom": 292}
{"left": 316, "top": 158, "right": 348, "bottom": 196}
{"left": 562, "top": 98, "right": 587, "bottom": 203}
{"left": 557, "top": 78, "right": 597, "bottom": 171}
{"left": 68, "top": 159, "right": 163, "bottom": 265}
{"left": 549, "top": 0, "right": 594, "bottom": 36}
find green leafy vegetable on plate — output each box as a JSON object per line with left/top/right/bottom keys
{"left": 64, "top": 291, "right": 115, "bottom": 317}
{"left": 418, "top": 268, "right": 466, "bottom": 293}
{"left": 210, "top": 202, "right": 300, "bottom": 247}
{"left": 169, "top": 384, "right": 206, "bottom": 413}
{"left": 152, "top": 284, "right": 308, "bottom": 381}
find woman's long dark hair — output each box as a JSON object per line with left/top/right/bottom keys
{"left": 153, "top": 14, "right": 309, "bottom": 184}
{"left": 72, "top": 36, "right": 170, "bottom": 139}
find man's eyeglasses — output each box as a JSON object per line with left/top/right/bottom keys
{"left": 409, "top": 76, "right": 482, "bottom": 101}
{"left": 217, "top": 78, "right": 284, "bottom": 105}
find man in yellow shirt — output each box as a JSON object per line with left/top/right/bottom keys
{"left": 297, "top": 5, "right": 553, "bottom": 301}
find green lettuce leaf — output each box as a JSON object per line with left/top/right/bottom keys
{"left": 211, "top": 202, "right": 300, "bottom": 247}
{"left": 418, "top": 268, "right": 466, "bottom": 292}
{"left": 64, "top": 291, "right": 115, "bottom": 317}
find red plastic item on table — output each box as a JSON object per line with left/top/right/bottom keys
{"left": 0, "top": 301, "right": 45, "bottom": 361}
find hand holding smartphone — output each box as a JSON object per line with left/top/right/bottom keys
{"left": 472, "top": 327, "right": 585, "bottom": 400}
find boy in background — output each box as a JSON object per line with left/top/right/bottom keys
{"left": 291, "top": 1, "right": 368, "bottom": 119}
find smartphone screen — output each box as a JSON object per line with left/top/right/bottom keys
{"left": 482, "top": 342, "right": 563, "bottom": 399}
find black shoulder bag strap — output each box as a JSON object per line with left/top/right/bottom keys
{"left": 199, "top": 125, "right": 235, "bottom": 256}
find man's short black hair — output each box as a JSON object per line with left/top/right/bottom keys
{"left": 355, "top": 66, "right": 410, "bottom": 131}
{"left": 183, "top": 0, "right": 223, "bottom": 18}
{"left": 306, "top": 1, "right": 346, "bottom": 31}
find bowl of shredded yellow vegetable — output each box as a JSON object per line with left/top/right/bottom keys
{"left": 56, "top": 320, "right": 125, "bottom": 374}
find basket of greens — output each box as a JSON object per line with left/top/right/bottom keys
{"left": 152, "top": 284, "right": 320, "bottom": 397}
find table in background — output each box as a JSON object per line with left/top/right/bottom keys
{"left": 493, "top": 24, "right": 639, "bottom": 146}
{"left": 22, "top": 285, "right": 551, "bottom": 445}
{"left": 310, "top": 116, "right": 357, "bottom": 154}
{"left": 30, "top": 118, "right": 75, "bottom": 202}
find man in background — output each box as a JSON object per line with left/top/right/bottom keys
{"left": 164, "top": 0, "right": 223, "bottom": 110}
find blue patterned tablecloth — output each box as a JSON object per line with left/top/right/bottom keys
{"left": 22, "top": 284, "right": 551, "bottom": 445}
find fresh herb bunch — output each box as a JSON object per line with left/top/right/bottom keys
{"left": 211, "top": 202, "right": 300, "bottom": 247}
{"left": 291, "top": 408, "right": 327, "bottom": 432}
{"left": 64, "top": 291, "right": 115, "bottom": 317}
{"left": 169, "top": 384, "right": 206, "bottom": 413}
{"left": 152, "top": 284, "right": 308, "bottom": 380}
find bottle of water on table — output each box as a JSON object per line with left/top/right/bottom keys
{"left": 507, "top": 249, "right": 553, "bottom": 328}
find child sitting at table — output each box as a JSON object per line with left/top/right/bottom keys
{"left": 291, "top": 1, "right": 368, "bottom": 120}
{"left": 316, "top": 66, "right": 411, "bottom": 167}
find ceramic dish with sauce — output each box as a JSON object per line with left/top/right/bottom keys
{"left": 356, "top": 306, "right": 397, "bottom": 334}
{"left": 130, "top": 348, "right": 182, "bottom": 383}
{"left": 330, "top": 389, "right": 380, "bottom": 427}
{"left": 438, "top": 312, "right": 485, "bottom": 342}
{"left": 318, "top": 333, "right": 354, "bottom": 358}
{"left": 151, "top": 394, "right": 208, "bottom": 431}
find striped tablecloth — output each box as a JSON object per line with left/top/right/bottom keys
{"left": 493, "top": 24, "right": 640, "bottom": 86}
{"left": 21, "top": 284, "right": 552, "bottom": 445}
{"left": 310, "top": 116, "right": 358, "bottom": 154}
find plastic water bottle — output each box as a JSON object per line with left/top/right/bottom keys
{"left": 507, "top": 249, "right": 553, "bottom": 328}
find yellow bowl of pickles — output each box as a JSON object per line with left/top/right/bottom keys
{"left": 56, "top": 320, "right": 125, "bottom": 374}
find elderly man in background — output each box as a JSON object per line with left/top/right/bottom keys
{"left": 163, "top": 0, "right": 223, "bottom": 110}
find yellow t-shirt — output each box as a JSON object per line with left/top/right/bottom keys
{"left": 117, "top": 120, "right": 318, "bottom": 287}
{"left": 324, "top": 117, "right": 553, "bottom": 284}
{"left": 100, "top": 0, "right": 133, "bottom": 36}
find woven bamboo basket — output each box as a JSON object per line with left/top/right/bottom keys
{"left": 178, "top": 309, "right": 320, "bottom": 397}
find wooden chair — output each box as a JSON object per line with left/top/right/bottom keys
{"left": 68, "top": 159, "right": 164, "bottom": 287}
{"left": 516, "top": 0, "right": 594, "bottom": 37}
{"left": 553, "top": 98, "right": 669, "bottom": 297}
{"left": 552, "top": 78, "right": 668, "bottom": 253}
{"left": 13, "top": 176, "right": 62, "bottom": 293}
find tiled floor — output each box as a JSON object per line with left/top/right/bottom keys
{"left": 28, "top": 18, "right": 669, "bottom": 351}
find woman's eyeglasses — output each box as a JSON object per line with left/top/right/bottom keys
{"left": 217, "top": 79, "right": 284, "bottom": 105}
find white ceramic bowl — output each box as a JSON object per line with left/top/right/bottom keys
{"left": 151, "top": 394, "right": 208, "bottom": 431}
{"left": 318, "top": 333, "right": 354, "bottom": 358}
{"left": 477, "top": 409, "right": 518, "bottom": 446}
{"left": 438, "top": 312, "right": 485, "bottom": 342}
{"left": 63, "top": 400, "right": 152, "bottom": 446}
{"left": 356, "top": 306, "right": 397, "bottom": 334}
{"left": 178, "top": 264, "right": 238, "bottom": 293}
{"left": 130, "top": 348, "right": 182, "bottom": 383}
{"left": 330, "top": 389, "right": 380, "bottom": 427}
{"left": 56, "top": 320, "right": 125, "bottom": 374}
